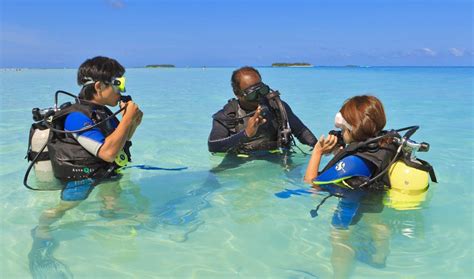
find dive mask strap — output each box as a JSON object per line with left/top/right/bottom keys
{"left": 82, "top": 77, "right": 95, "bottom": 87}
{"left": 335, "top": 112, "right": 353, "bottom": 131}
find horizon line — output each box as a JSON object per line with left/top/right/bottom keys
{"left": 1, "top": 65, "right": 473, "bottom": 70}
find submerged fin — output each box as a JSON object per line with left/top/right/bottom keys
{"left": 29, "top": 229, "right": 73, "bottom": 279}
{"left": 354, "top": 239, "right": 387, "bottom": 269}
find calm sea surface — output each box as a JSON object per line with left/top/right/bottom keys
{"left": 0, "top": 67, "right": 473, "bottom": 278}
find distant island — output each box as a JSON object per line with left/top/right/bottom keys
{"left": 272, "top": 63, "right": 313, "bottom": 67}
{"left": 345, "top": 65, "right": 361, "bottom": 68}
{"left": 145, "top": 64, "right": 175, "bottom": 68}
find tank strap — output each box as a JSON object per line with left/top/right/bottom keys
{"left": 404, "top": 157, "right": 437, "bottom": 183}
{"left": 27, "top": 151, "right": 49, "bottom": 162}
{"left": 266, "top": 91, "right": 292, "bottom": 148}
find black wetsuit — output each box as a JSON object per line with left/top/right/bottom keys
{"left": 208, "top": 98, "right": 317, "bottom": 153}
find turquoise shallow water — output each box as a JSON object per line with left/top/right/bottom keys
{"left": 0, "top": 67, "right": 473, "bottom": 278}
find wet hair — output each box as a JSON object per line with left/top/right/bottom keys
{"left": 340, "top": 95, "right": 386, "bottom": 142}
{"left": 231, "top": 66, "right": 261, "bottom": 95}
{"left": 77, "top": 56, "right": 125, "bottom": 100}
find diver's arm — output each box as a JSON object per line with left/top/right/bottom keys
{"left": 98, "top": 117, "right": 133, "bottom": 162}
{"left": 304, "top": 134, "right": 338, "bottom": 185}
{"left": 304, "top": 147, "right": 323, "bottom": 184}
{"left": 127, "top": 124, "right": 138, "bottom": 140}
{"left": 120, "top": 101, "right": 143, "bottom": 140}
{"left": 98, "top": 102, "right": 140, "bottom": 162}
{"left": 208, "top": 120, "right": 247, "bottom": 152}
{"left": 126, "top": 111, "right": 143, "bottom": 140}
{"left": 284, "top": 102, "right": 317, "bottom": 146}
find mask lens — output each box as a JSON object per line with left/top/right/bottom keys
{"left": 112, "top": 77, "right": 126, "bottom": 93}
{"left": 259, "top": 84, "right": 269, "bottom": 96}
{"left": 245, "top": 90, "right": 259, "bottom": 101}
{"left": 242, "top": 83, "right": 267, "bottom": 101}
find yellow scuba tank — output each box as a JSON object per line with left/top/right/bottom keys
{"left": 385, "top": 159, "right": 430, "bottom": 210}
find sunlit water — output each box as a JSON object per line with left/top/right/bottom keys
{"left": 0, "top": 67, "right": 472, "bottom": 278}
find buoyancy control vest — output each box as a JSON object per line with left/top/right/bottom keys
{"left": 309, "top": 127, "right": 437, "bottom": 217}
{"left": 212, "top": 93, "right": 292, "bottom": 153}
{"left": 49, "top": 102, "right": 131, "bottom": 181}
{"left": 320, "top": 140, "right": 398, "bottom": 191}
{"left": 27, "top": 101, "right": 131, "bottom": 183}
{"left": 318, "top": 129, "right": 437, "bottom": 191}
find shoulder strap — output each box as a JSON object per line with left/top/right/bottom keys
{"left": 265, "top": 91, "right": 292, "bottom": 148}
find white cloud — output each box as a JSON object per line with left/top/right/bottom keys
{"left": 397, "top": 48, "right": 438, "bottom": 57}
{"left": 421, "top": 48, "right": 437, "bottom": 56}
{"left": 449, "top": 48, "right": 465, "bottom": 57}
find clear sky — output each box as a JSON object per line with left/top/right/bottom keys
{"left": 1, "top": 0, "right": 472, "bottom": 67}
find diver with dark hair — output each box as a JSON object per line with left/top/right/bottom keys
{"left": 28, "top": 56, "right": 143, "bottom": 278}
{"left": 304, "top": 95, "right": 435, "bottom": 279}
{"left": 208, "top": 66, "right": 317, "bottom": 168}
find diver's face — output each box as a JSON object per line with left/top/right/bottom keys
{"left": 342, "top": 128, "right": 353, "bottom": 144}
{"left": 236, "top": 73, "right": 261, "bottom": 110}
{"left": 96, "top": 83, "right": 121, "bottom": 106}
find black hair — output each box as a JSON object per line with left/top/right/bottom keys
{"left": 231, "top": 66, "right": 261, "bottom": 95}
{"left": 77, "top": 56, "right": 125, "bottom": 100}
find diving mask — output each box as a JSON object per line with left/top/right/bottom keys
{"left": 241, "top": 82, "right": 270, "bottom": 102}
{"left": 111, "top": 76, "right": 126, "bottom": 93}
{"left": 335, "top": 112, "right": 353, "bottom": 131}
{"left": 82, "top": 76, "right": 126, "bottom": 93}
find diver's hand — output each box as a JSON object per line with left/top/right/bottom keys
{"left": 122, "top": 101, "right": 141, "bottom": 123}
{"left": 314, "top": 134, "right": 338, "bottom": 155}
{"left": 120, "top": 101, "right": 127, "bottom": 117}
{"left": 245, "top": 106, "right": 267, "bottom": 137}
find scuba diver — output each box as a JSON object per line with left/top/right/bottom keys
{"left": 208, "top": 66, "right": 317, "bottom": 169}
{"left": 304, "top": 95, "right": 436, "bottom": 279}
{"left": 26, "top": 56, "right": 143, "bottom": 278}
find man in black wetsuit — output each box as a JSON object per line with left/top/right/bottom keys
{"left": 208, "top": 66, "right": 317, "bottom": 157}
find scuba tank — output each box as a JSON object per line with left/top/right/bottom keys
{"left": 28, "top": 124, "right": 54, "bottom": 182}
{"left": 24, "top": 91, "right": 130, "bottom": 190}
{"left": 26, "top": 107, "right": 57, "bottom": 185}
{"left": 328, "top": 126, "right": 437, "bottom": 210}
{"left": 385, "top": 137, "right": 436, "bottom": 210}
{"left": 309, "top": 126, "right": 437, "bottom": 217}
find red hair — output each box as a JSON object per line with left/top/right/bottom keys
{"left": 340, "top": 95, "right": 386, "bottom": 142}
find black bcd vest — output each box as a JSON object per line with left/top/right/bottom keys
{"left": 47, "top": 101, "right": 131, "bottom": 181}
{"left": 321, "top": 140, "right": 398, "bottom": 191}
{"left": 212, "top": 97, "right": 291, "bottom": 153}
